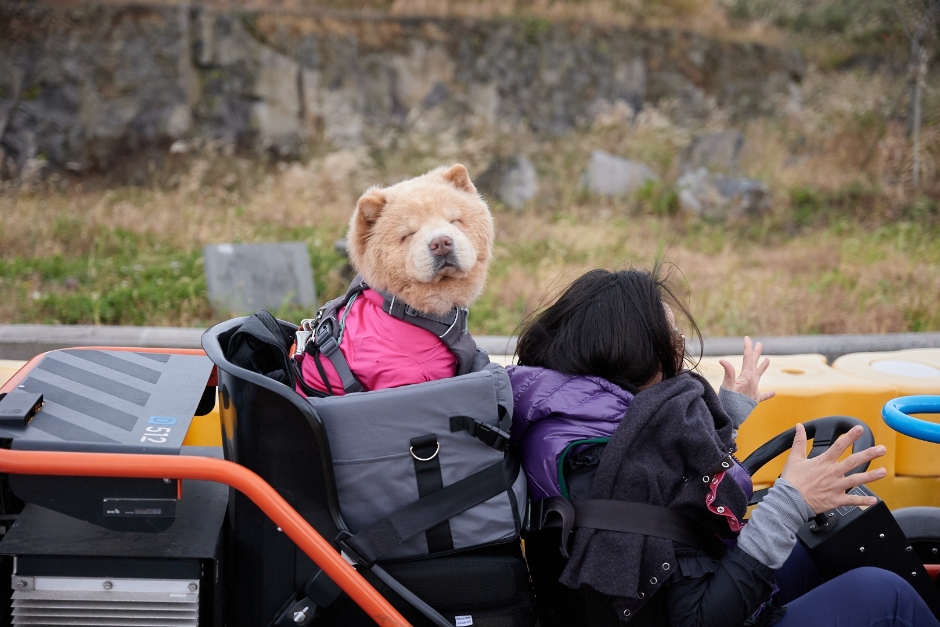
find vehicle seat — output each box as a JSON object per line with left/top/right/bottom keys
{"left": 203, "top": 317, "right": 535, "bottom": 627}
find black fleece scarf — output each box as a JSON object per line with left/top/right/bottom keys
{"left": 559, "top": 371, "right": 750, "bottom": 620}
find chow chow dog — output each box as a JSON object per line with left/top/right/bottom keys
{"left": 298, "top": 164, "right": 494, "bottom": 395}
{"left": 348, "top": 164, "right": 493, "bottom": 315}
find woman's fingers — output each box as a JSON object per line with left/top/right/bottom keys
{"left": 784, "top": 426, "right": 886, "bottom": 513}
{"left": 838, "top": 466, "right": 887, "bottom": 490}
{"left": 817, "top": 425, "right": 865, "bottom": 461}
{"left": 759, "top": 389, "right": 776, "bottom": 402}
{"left": 721, "top": 337, "right": 771, "bottom": 402}
{"left": 789, "top": 423, "right": 808, "bottom": 462}
{"left": 719, "top": 359, "right": 736, "bottom": 390}
{"left": 756, "top": 356, "right": 770, "bottom": 377}
{"left": 749, "top": 341, "right": 763, "bottom": 371}
{"left": 837, "top": 444, "right": 887, "bottom": 474}
{"left": 741, "top": 336, "right": 754, "bottom": 373}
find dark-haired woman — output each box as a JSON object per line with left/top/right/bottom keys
{"left": 509, "top": 268, "right": 938, "bottom": 627}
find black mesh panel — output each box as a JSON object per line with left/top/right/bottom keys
{"left": 380, "top": 551, "right": 531, "bottom": 610}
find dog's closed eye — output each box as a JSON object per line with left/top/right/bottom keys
{"left": 450, "top": 219, "right": 462, "bottom": 225}
{"left": 401, "top": 231, "right": 416, "bottom": 242}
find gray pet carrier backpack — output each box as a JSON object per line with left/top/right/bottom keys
{"left": 311, "top": 360, "right": 526, "bottom": 561}
{"left": 224, "top": 306, "right": 525, "bottom": 561}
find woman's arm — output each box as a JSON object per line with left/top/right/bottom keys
{"left": 737, "top": 478, "right": 813, "bottom": 568}
{"left": 719, "top": 386, "right": 758, "bottom": 430}
{"left": 739, "top": 425, "right": 886, "bottom": 568}
{"left": 717, "top": 337, "right": 774, "bottom": 434}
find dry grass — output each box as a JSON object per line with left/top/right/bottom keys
{"left": 45, "top": 0, "right": 717, "bottom": 21}
{"left": 478, "top": 209, "right": 940, "bottom": 337}
{"left": 3, "top": 109, "right": 939, "bottom": 334}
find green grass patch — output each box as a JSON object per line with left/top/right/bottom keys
{"left": 0, "top": 225, "right": 351, "bottom": 327}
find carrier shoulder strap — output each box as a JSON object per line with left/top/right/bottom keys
{"left": 313, "top": 321, "right": 364, "bottom": 394}
{"left": 531, "top": 497, "right": 722, "bottom": 555}
{"left": 318, "top": 279, "right": 369, "bottom": 325}
{"left": 303, "top": 279, "right": 371, "bottom": 395}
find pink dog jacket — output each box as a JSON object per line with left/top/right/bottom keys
{"left": 296, "top": 289, "right": 457, "bottom": 395}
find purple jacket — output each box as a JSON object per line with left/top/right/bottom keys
{"left": 507, "top": 365, "right": 634, "bottom": 500}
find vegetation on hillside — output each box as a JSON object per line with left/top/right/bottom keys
{"left": 1, "top": 0, "right": 939, "bottom": 336}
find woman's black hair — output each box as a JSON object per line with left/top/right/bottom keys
{"left": 515, "top": 265, "right": 703, "bottom": 392}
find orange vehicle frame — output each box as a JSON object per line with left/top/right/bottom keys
{"left": 0, "top": 349, "right": 411, "bottom": 627}
{"left": 0, "top": 446, "right": 411, "bottom": 626}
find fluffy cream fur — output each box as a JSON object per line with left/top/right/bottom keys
{"left": 347, "top": 164, "right": 494, "bottom": 316}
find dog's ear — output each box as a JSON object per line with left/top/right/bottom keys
{"left": 356, "top": 188, "right": 387, "bottom": 224}
{"left": 442, "top": 164, "right": 476, "bottom": 194}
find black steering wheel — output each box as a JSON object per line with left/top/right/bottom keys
{"left": 742, "top": 415, "right": 875, "bottom": 505}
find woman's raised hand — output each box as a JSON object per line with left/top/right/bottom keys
{"left": 719, "top": 336, "right": 776, "bottom": 403}
{"left": 780, "top": 424, "right": 887, "bottom": 514}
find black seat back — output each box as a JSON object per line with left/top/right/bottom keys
{"left": 204, "top": 318, "right": 348, "bottom": 626}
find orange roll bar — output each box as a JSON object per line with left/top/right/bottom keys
{"left": 0, "top": 447, "right": 411, "bottom": 627}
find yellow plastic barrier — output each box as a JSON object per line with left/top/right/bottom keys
{"left": 833, "top": 349, "right": 940, "bottom": 479}
{"left": 182, "top": 403, "right": 223, "bottom": 446}
{"left": 692, "top": 354, "right": 926, "bottom": 508}
{"left": 0, "top": 360, "right": 26, "bottom": 388}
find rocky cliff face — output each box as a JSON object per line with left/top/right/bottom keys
{"left": 0, "top": 4, "right": 805, "bottom": 170}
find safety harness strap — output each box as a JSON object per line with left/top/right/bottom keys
{"left": 375, "top": 285, "right": 477, "bottom": 376}
{"left": 532, "top": 497, "right": 721, "bottom": 554}
{"left": 314, "top": 323, "right": 364, "bottom": 394}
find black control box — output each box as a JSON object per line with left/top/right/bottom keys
{"left": 0, "top": 391, "right": 43, "bottom": 426}
{"left": 798, "top": 485, "right": 940, "bottom": 620}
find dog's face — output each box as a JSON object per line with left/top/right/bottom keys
{"left": 347, "top": 164, "right": 494, "bottom": 316}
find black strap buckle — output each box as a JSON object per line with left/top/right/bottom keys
{"left": 450, "top": 415, "right": 510, "bottom": 451}
{"left": 531, "top": 497, "right": 576, "bottom": 558}
{"left": 316, "top": 329, "right": 340, "bottom": 358}
{"left": 335, "top": 531, "right": 370, "bottom": 567}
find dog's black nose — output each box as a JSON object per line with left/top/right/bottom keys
{"left": 429, "top": 236, "right": 453, "bottom": 257}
